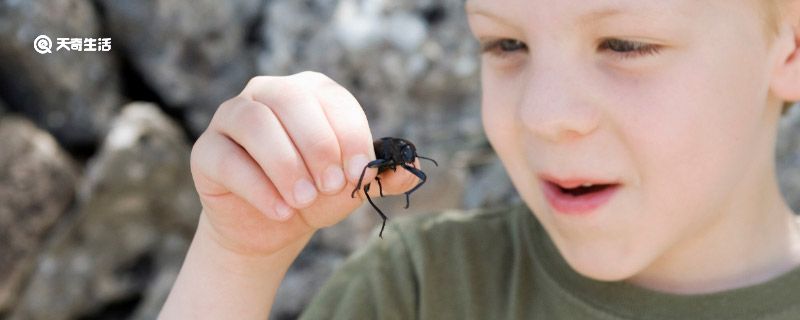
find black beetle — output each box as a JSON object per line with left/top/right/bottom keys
{"left": 351, "top": 137, "right": 438, "bottom": 238}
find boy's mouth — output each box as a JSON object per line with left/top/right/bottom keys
{"left": 539, "top": 175, "right": 621, "bottom": 214}
{"left": 556, "top": 183, "right": 615, "bottom": 196}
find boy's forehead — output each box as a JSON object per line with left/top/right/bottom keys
{"left": 465, "top": 0, "right": 717, "bottom": 22}
{"left": 465, "top": 0, "right": 770, "bottom": 43}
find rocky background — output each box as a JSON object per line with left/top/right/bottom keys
{"left": 0, "top": 0, "right": 797, "bottom": 319}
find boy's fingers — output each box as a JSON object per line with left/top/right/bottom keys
{"left": 242, "top": 74, "right": 347, "bottom": 196}
{"left": 299, "top": 72, "right": 377, "bottom": 184}
{"left": 211, "top": 96, "right": 317, "bottom": 209}
{"left": 191, "top": 131, "right": 293, "bottom": 221}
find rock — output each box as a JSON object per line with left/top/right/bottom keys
{"left": 777, "top": 104, "right": 800, "bottom": 212}
{"left": 10, "top": 102, "right": 200, "bottom": 320}
{"left": 96, "top": 0, "right": 262, "bottom": 136}
{"left": 0, "top": 0, "right": 122, "bottom": 148}
{"left": 463, "top": 151, "right": 521, "bottom": 210}
{"left": 0, "top": 1, "right": 494, "bottom": 318}
{"left": 271, "top": 239, "right": 345, "bottom": 320}
{"left": 0, "top": 116, "right": 78, "bottom": 313}
{"left": 128, "top": 234, "right": 191, "bottom": 320}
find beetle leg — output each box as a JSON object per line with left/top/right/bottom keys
{"left": 364, "top": 183, "right": 388, "bottom": 238}
{"left": 400, "top": 163, "right": 427, "bottom": 209}
{"left": 351, "top": 159, "right": 388, "bottom": 198}
{"left": 374, "top": 176, "right": 384, "bottom": 197}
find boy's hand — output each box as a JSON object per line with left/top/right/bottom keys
{"left": 190, "top": 71, "right": 419, "bottom": 257}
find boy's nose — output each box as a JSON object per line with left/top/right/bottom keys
{"left": 518, "top": 65, "right": 601, "bottom": 143}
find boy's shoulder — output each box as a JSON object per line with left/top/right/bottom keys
{"left": 389, "top": 202, "right": 529, "bottom": 241}
{"left": 302, "top": 203, "right": 538, "bottom": 319}
{"left": 380, "top": 203, "right": 535, "bottom": 267}
{"left": 396, "top": 202, "right": 524, "bottom": 226}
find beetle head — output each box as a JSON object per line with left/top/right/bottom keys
{"left": 400, "top": 143, "right": 416, "bottom": 163}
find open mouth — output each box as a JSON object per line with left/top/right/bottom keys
{"left": 555, "top": 183, "right": 615, "bottom": 197}
{"left": 540, "top": 177, "right": 621, "bottom": 214}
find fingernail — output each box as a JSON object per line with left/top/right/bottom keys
{"left": 294, "top": 178, "right": 317, "bottom": 205}
{"left": 321, "top": 165, "right": 345, "bottom": 193}
{"left": 274, "top": 200, "right": 292, "bottom": 220}
{"left": 348, "top": 154, "right": 369, "bottom": 181}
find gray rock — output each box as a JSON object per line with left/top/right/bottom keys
{"left": 463, "top": 151, "right": 521, "bottom": 210}
{"left": 0, "top": 116, "right": 78, "bottom": 313}
{"left": 778, "top": 104, "right": 800, "bottom": 213}
{"left": 97, "top": 0, "right": 262, "bottom": 136}
{"left": 129, "top": 234, "right": 191, "bottom": 320}
{"left": 10, "top": 102, "right": 200, "bottom": 320}
{"left": 0, "top": 0, "right": 122, "bottom": 147}
{"left": 271, "top": 241, "right": 345, "bottom": 320}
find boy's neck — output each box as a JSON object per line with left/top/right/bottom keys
{"left": 629, "top": 184, "right": 799, "bottom": 294}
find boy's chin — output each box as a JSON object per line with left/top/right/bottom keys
{"left": 559, "top": 244, "right": 652, "bottom": 282}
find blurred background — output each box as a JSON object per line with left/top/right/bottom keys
{"left": 0, "top": 0, "right": 797, "bottom": 319}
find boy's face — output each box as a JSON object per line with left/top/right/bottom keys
{"left": 467, "top": 0, "right": 786, "bottom": 280}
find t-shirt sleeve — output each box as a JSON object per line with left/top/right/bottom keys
{"left": 299, "top": 225, "right": 419, "bottom": 320}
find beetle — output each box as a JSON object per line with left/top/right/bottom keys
{"left": 350, "top": 137, "right": 438, "bottom": 238}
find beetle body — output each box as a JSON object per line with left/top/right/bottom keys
{"left": 351, "top": 137, "right": 437, "bottom": 238}
{"left": 374, "top": 138, "right": 417, "bottom": 173}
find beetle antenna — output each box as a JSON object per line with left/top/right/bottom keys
{"left": 416, "top": 155, "right": 438, "bottom": 167}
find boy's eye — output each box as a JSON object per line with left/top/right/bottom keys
{"left": 599, "top": 39, "right": 661, "bottom": 59}
{"left": 478, "top": 37, "right": 660, "bottom": 63}
{"left": 479, "top": 38, "right": 528, "bottom": 58}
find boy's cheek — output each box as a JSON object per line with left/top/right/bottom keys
{"left": 480, "top": 77, "right": 521, "bottom": 154}
{"left": 481, "top": 93, "right": 536, "bottom": 194}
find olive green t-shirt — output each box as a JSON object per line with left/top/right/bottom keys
{"left": 300, "top": 204, "right": 800, "bottom": 319}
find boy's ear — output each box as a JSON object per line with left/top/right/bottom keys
{"left": 771, "top": 4, "right": 800, "bottom": 102}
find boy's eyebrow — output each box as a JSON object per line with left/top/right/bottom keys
{"left": 578, "top": 3, "right": 674, "bottom": 23}
{"left": 465, "top": 2, "right": 503, "bottom": 20}
{"left": 465, "top": 2, "right": 519, "bottom": 29}
{"left": 581, "top": 7, "right": 627, "bottom": 21}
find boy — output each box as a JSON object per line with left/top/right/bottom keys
{"left": 161, "top": 0, "right": 800, "bottom": 318}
